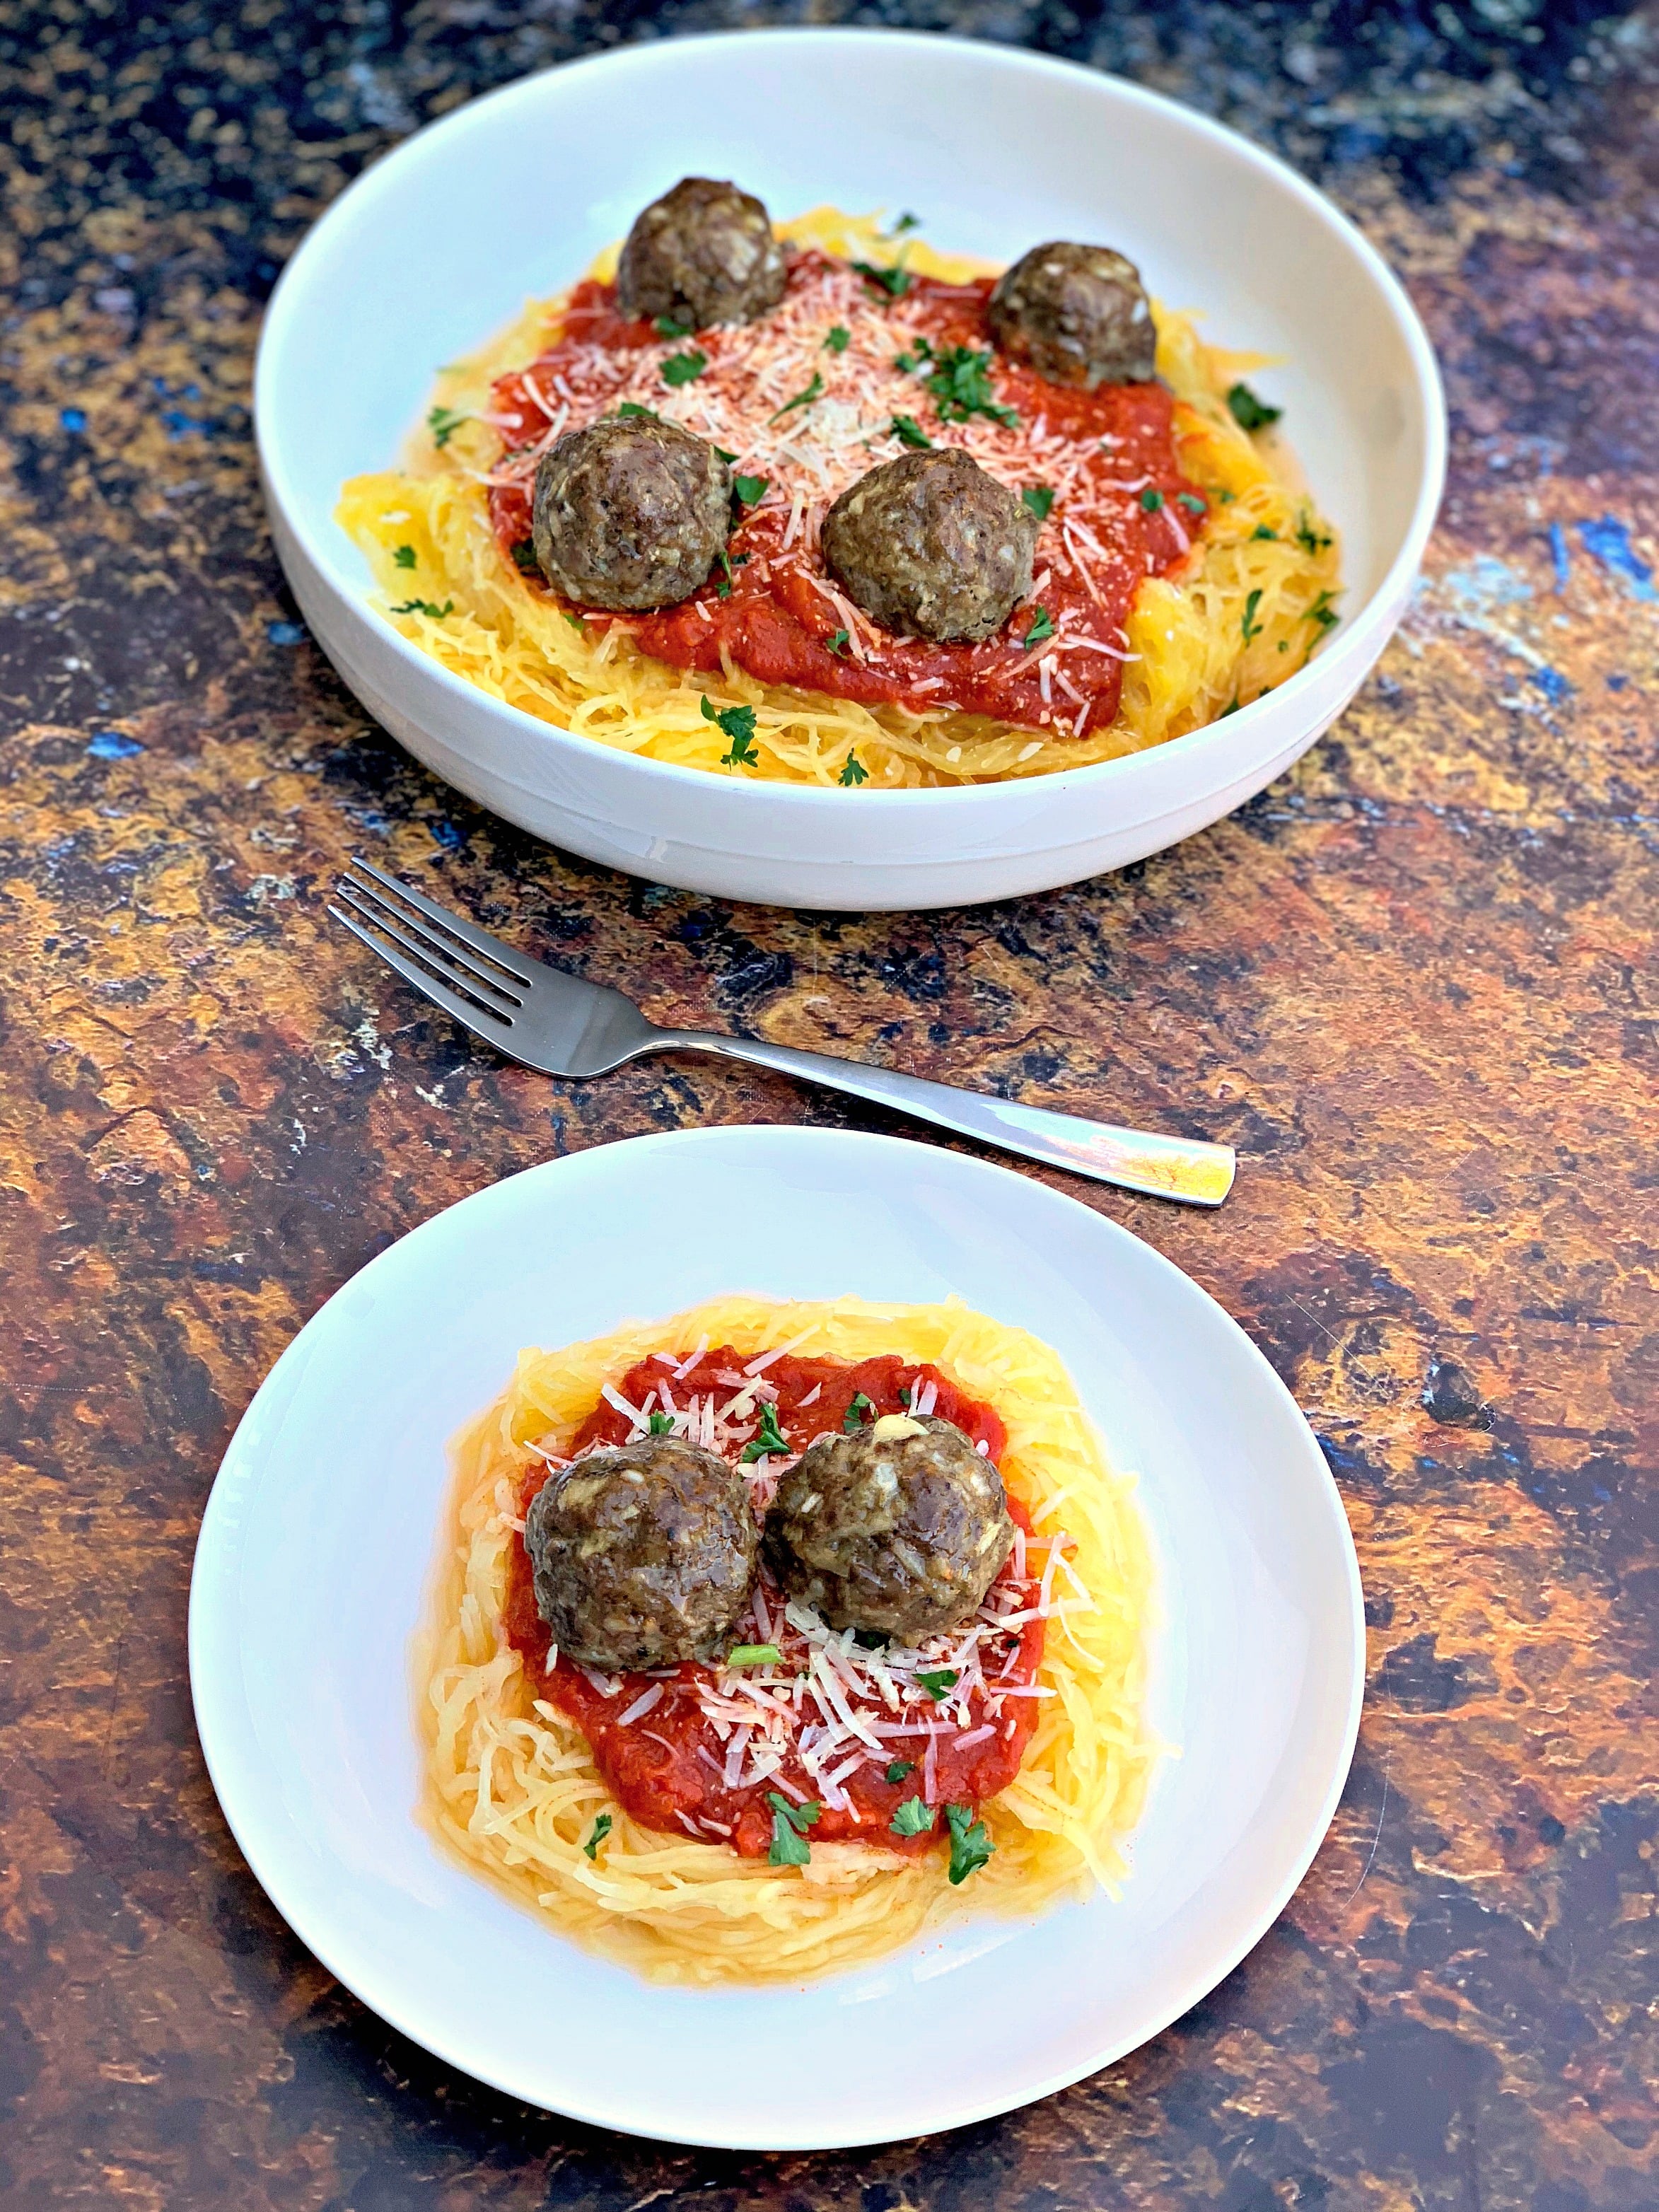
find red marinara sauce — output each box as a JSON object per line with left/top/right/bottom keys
{"left": 501, "top": 1348, "right": 1048, "bottom": 1859}
{"left": 484, "top": 249, "right": 1203, "bottom": 735}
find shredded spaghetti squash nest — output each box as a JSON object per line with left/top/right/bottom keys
{"left": 341, "top": 207, "right": 1339, "bottom": 788}
{"left": 417, "top": 1293, "right": 1158, "bottom": 1986}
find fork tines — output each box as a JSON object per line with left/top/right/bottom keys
{"left": 328, "top": 857, "right": 532, "bottom": 1040}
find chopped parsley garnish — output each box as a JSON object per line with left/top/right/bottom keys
{"left": 510, "top": 540, "right": 540, "bottom": 574}
{"left": 563, "top": 611, "right": 588, "bottom": 634}
{"left": 1022, "top": 607, "right": 1056, "bottom": 649}
{"left": 885, "top": 1759, "right": 915, "bottom": 1785}
{"left": 617, "top": 400, "right": 659, "bottom": 420}
{"left": 890, "top": 412, "right": 931, "bottom": 448}
{"left": 887, "top": 211, "right": 922, "bottom": 236}
{"left": 654, "top": 313, "right": 693, "bottom": 338}
{"left": 393, "top": 544, "right": 417, "bottom": 570}
{"left": 767, "top": 1793, "right": 822, "bottom": 1867}
{"left": 726, "top": 1643, "right": 781, "bottom": 1668}
{"left": 839, "top": 750, "right": 869, "bottom": 786}
{"left": 852, "top": 259, "right": 911, "bottom": 298}
{"left": 581, "top": 1812, "right": 612, "bottom": 1861}
{"left": 426, "top": 405, "right": 466, "bottom": 448}
{"left": 390, "top": 597, "right": 453, "bottom": 619}
{"left": 702, "top": 693, "right": 760, "bottom": 767}
{"left": 742, "top": 1398, "right": 791, "bottom": 1460}
{"left": 824, "top": 325, "right": 851, "bottom": 354}
{"left": 1220, "top": 697, "right": 1241, "bottom": 717}
{"left": 945, "top": 1803, "right": 994, "bottom": 1885}
{"left": 843, "top": 1391, "right": 875, "bottom": 1431}
{"left": 896, "top": 334, "right": 1016, "bottom": 427}
{"left": 1176, "top": 491, "right": 1208, "bottom": 515}
{"left": 916, "top": 1668, "right": 959, "bottom": 1702}
{"left": 1306, "top": 590, "right": 1340, "bottom": 633}
{"left": 714, "top": 443, "right": 738, "bottom": 462}
{"left": 890, "top": 1795, "right": 936, "bottom": 1837}
{"left": 770, "top": 371, "right": 825, "bottom": 422}
{"left": 1251, "top": 524, "right": 1279, "bottom": 541}
{"left": 647, "top": 1410, "right": 674, "bottom": 1434}
{"left": 660, "top": 348, "right": 707, "bottom": 388}
{"left": 1022, "top": 485, "right": 1054, "bottom": 521}
{"left": 712, "top": 548, "right": 750, "bottom": 599}
{"left": 1296, "top": 511, "right": 1333, "bottom": 555}
{"left": 1241, "top": 588, "right": 1264, "bottom": 643}
{"left": 825, "top": 628, "right": 850, "bottom": 657}
{"left": 1227, "top": 380, "right": 1281, "bottom": 432}
{"left": 1139, "top": 487, "right": 1165, "bottom": 513}
{"left": 733, "top": 473, "right": 769, "bottom": 507}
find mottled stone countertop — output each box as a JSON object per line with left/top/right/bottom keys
{"left": 1, "top": 4, "right": 1654, "bottom": 2208}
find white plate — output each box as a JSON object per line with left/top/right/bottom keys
{"left": 255, "top": 29, "right": 1445, "bottom": 911}
{"left": 190, "top": 1128, "right": 1363, "bottom": 2149}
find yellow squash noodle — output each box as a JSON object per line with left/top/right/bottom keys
{"left": 340, "top": 209, "right": 1341, "bottom": 790}
{"left": 416, "top": 1293, "right": 1158, "bottom": 1986}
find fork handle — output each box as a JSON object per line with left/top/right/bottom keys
{"left": 651, "top": 1031, "right": 1235, "bottom": 1206}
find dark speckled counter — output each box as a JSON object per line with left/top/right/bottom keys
{"left": 1, "top": 4, "right": 1654, "bottom": 2207}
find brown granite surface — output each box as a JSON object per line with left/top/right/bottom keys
{"left": 1, "top": 4, "right": 1655, "bottom": 2207}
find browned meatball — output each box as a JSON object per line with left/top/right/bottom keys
{"left": 531, "top": 414, "right": 730, "bottom": 610}
{"left": 820, "top": 448, "right": 1037, "bottom": 644}
{"left": 524, "top": 1435, "right": 758, "bottom": 1670}
{"left": 988, "top": 242, "right": 1156, "bottom": 388}
{"left": 615, "top": 176, "right": 787, "bottom": 330}
{"left": 764, "top": 1413, "right": 1013, "bottom": 1641}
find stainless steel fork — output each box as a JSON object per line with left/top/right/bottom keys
{"left": 327, "top": 858, "right": 1236, "bottom": 1206}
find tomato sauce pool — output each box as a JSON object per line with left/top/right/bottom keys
{"left": 501, "top": 1349, "right": 1047, "bottom": 1859}
{"left": 484, "top": 249, "right": 1204, "bottom": 735}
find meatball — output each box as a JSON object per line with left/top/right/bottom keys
{"left": 531, "top": 414, "right": 730, "bottom": 610}
{"left": 615, "top": 176, "right": 787, "bottom": 330}
{"left": 764, "top": 1413, "right": 1014, "bottom": 1641}
{"left": 524, "top": 1435, "right": 758, "bottom": 1670}
{"left": 821, "top": 448, "right": 1037, "bottom": 644}
{"left": 988, "top": 241, "right": 1156, "bottom": 388}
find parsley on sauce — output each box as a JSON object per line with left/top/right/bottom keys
{"left": 1227, "top": 381, "right": 1281, "bottom": 432}
{"left": 890, "top": 413, "right": 931, "bottom": 448}
{"left": 885, "top": 1759, "right": 915, "bottom": 1785}
{"left": 890, "top": 1796, "right": 936, "bottom": 1837}
{"left": 770, "top": 371, "right": 825, "bottom": 422}
{"left": 852, "top": 260, "right": 911, "bottom": 298}
{"left": 660, "top": 349, "right": 707, "bottom": 388}
{"left": 1022, "top": 607, "right": 1056, "bottom": 649}
{"left": 916, "top": 1668, "right": 959, "bottom": 1701}
{"left": 823, "top": 325, "right": 851, "bottom": 354}
{"left": 1022, "top": 486, "right": 1054, "bottom": 521}
{"left": 1139, "top": 487, "right": 1164, "bottom": 513}
{"left": 733, "top": 473, "right": 769, "bottom": 507}
{"left": 742, "top": 1399, "right": 790, "bottom": 1460}
{"left": 767, "top": 1793, "right": 822, "bottom": 1867}
{"left": 842, "top": 1392, "right": 875, "bottom": 1432}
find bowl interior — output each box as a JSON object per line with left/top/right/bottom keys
{"left": 260, "top": 29, "right": 1436, "bottom": 667}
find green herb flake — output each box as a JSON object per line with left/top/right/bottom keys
{"left": 1176, "top": 491, "right": 1208, "bottom": 515}
{"left": 920, "top": 344, "right": 1017, "bottom": 428}
{"left": 426, "top": 405, "right": 466, "bottom": 449}
{"left": 839, "top": 750, "right": 869, "bottom": 787}
{"left": 890, "top": 412, "right": 931, "bottom": 448}
{"left": 1139, "top": 487, "right": 1165, "bottom": 513}
{"left": 581, "top": 1811, "right": 612, "bottom": 1861}
{"left": 1296, "top": 511, "right": 1334, "bottom": 556}
{"left": 647, "top": 1410, "right": 674, "bottom": 1434}
{"left": 390, "top": 597, "right": 454, "bottom": 619}
{"left": 1022, "top": 607, "right": 1056, "bottom": 649}
{"left": 1022, "top": 485, "right": 1054, "bottom": 521}
{"left": 885, "top": 1759, "right": 915, "bottom": 1785}
{"left": 714, "top": 443, "right": 738, "bottom": 463}
{"left": 1251, "top": 524, "right": 1279, "bottom": 542}
{"left": 767, "top": 1793, "right": 822, "bottom": 1868}
{"left": 510, "top": 540, "right": 540, "bottom": 574}
{"left": 823, "top": 325, "right": 851, "bottom": 354}
{"left": 702, "top": 693, "right": 761, "bottom": 767}
{"left": 1241, "top": 588, "right": 1264, "bottom": 643}
{"left": 660, "top": 349, "right": 707, "bottom": 388}
{"left": 770, "top": 371, "right": 825, "bottom": 423}
{"left": 945, "top": 1802, "right": 994, "bottom": 1885}
{"left": 1227, "top": 380, "right": 1282, "bottom": 432}
{"left": 852, "top": 259, "right": 911, "bottom": 298}
{"left": 887, "top": 211, "right": 923, "bottom": 236}
{"left": 654, "top": 313, "right": 693, "bottom": 339}
{"left": 843, "top": 1391, "right": 875, "bottom": 1432}
{"left": 916, "top": 1667, "right": 959, "bottom": 1702}
{"left": 563, "top": 611, "right": 588, "bottom": 635}
{"left": 393, "top": 544, "right": 417, "bottom": 570}
{"left": 733, "top": 473, "right": 769, "bottom": 507}
{"left": 712, "top": 547, "right": 750, "bottom": 600}
{"left": 890, "top": 1795, "right": 936, "bottom": 1838}
{"left": 825, "top": 628, "right": 850, "bottom": 657}
{"left": 726, "top": 1643, "right": 782, "bottom": 1668}
{"left": 741, "top": 1398, "right": 790, "bottom": 1460}
{"left": 617, "top": 400, "right": 659, "bottom": 420}
{"left": 1306, "top": 590, "right": 1340, "bottom": 634}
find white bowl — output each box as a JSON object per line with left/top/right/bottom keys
{"left": 257, "top": 29, "right": 1444, "bottom": 912}
{"left": 190, "top": 1127, "right": 1364, "bottom": 2148}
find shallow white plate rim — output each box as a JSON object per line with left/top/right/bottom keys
{"left": 189, "top": 1127, "right": 1365, "bottom": 2147}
